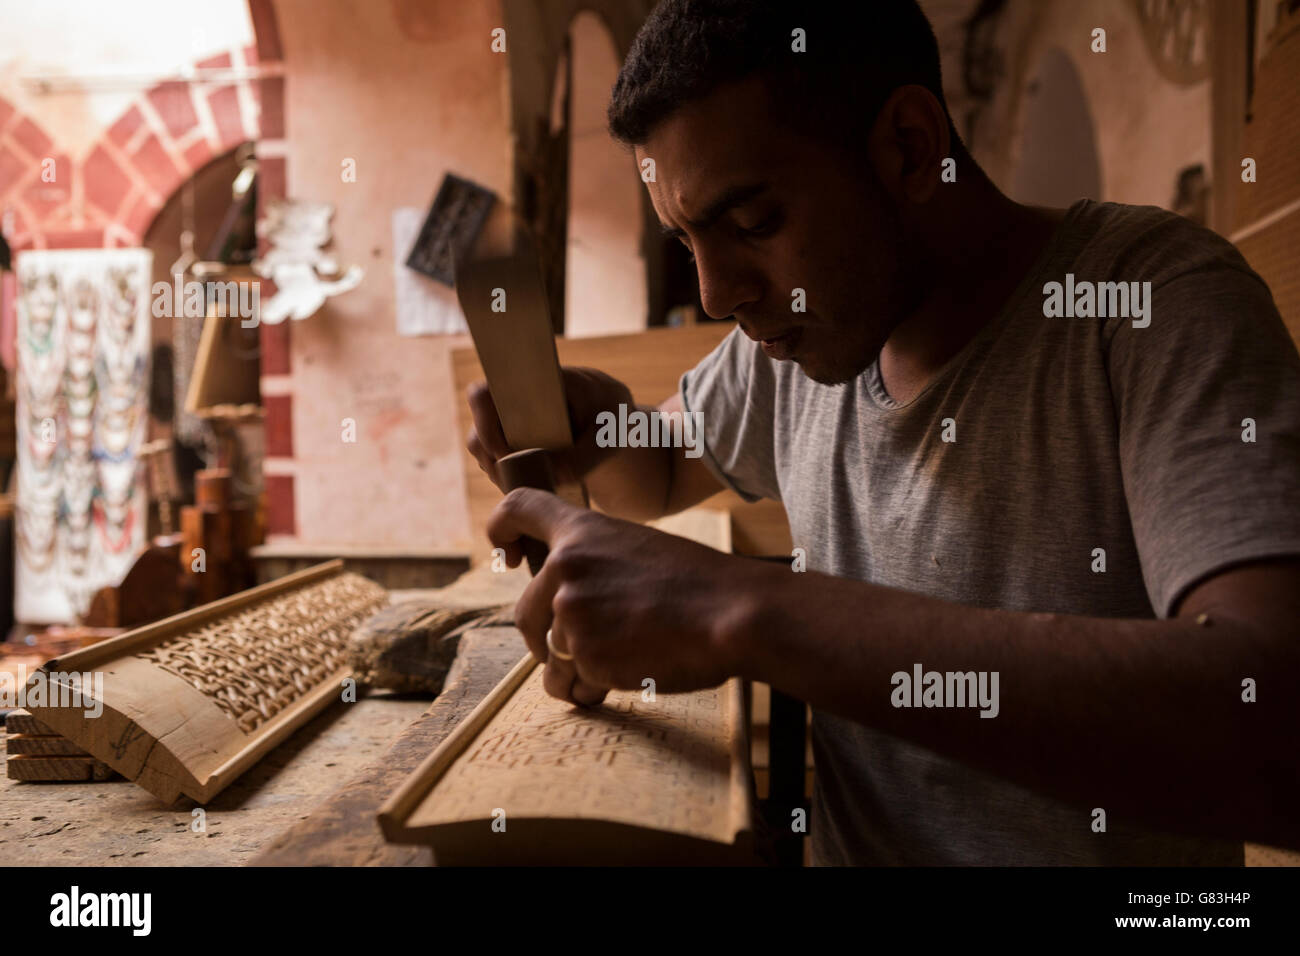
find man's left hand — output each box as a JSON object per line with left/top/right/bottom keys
{"left": 487, "top": 487, "right": 758, "bottom": 706}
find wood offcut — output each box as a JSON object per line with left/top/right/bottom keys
{"left": 5, "top": 708, "right": 121, "bottom": 782}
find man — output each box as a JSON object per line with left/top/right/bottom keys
{"left": 467, "top": 0, "right": 1300, "bottom": 865}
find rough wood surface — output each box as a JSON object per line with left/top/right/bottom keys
{"left": 251, "top": 626, "right": 529, "bottom": 866}
{"left": 7, "top": 754, "right": 116, "bottom": 781}
{"left": 4, "top": 709, "right": 56, "bottom": 736}
{"left": 6, "top": 734, "right": 91, "bottom": 756}
{"left": 0, "top": 690, "right": 432, "bottom": 865}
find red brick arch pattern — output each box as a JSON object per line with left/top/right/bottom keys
{"left": 1, "top": 0, "right": 293, "bottom": 536}
{"left": 0, "top": 46, "right": 265, "bottom": 251}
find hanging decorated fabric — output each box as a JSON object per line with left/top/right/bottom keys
{"left": 14, "top": 249, "right": 151, "bottom": 623}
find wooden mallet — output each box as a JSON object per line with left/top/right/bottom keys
{"left": 455, "top": 240, "right": 587, "bottom": 574}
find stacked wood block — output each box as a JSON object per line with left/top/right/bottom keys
{"left": 180, "top": 469, "right": 258, "bottom": 605}
{"left": 5, "top": 709, "right": 119, "bottom": 782}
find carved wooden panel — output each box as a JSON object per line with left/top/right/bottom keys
{"left": 378, "top": 657, "right": 755, "bottom": 864}
{"left": 134, "top": 572, "right": 378, "bottom": 733}
{"left": 405, "top": 174, "right": 497, "bottom": 286}
{"left": 22, "top": 561, "right": 387, "bottom": 804}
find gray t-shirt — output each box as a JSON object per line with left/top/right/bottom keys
{"left": 679, "top": 199, "right": 1300, "bottom": 865}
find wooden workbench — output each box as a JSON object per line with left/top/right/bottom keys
{"left": 1, "top": 686, "right": 434, "bottom": 865}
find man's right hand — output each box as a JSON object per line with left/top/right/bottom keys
{"left": 466, "top": 366, "right": 634, "bottom": 492}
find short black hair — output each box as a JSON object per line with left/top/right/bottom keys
{"left": 608, "top": 0, "right": 955, "bottom": 150}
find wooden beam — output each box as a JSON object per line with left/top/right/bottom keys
{"left": 1210, "top": 0, "right": 1251, "bottom": 235}
{"left": 4, "top": 709, "right": 56, "bottom": 735}
{"left": 7, "top": 754, "right": 117, "bottom": 782}
{"left": 6, "top": 734, "right": 91, "bottom": 756}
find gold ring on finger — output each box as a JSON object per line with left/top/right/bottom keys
{"left": 546, "top": 627, "right": 575, "bottom": 661}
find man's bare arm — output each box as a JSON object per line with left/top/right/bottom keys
{"left": 584, "top": 392, "right": 726, "bottom": 521}
{"left": 727, "top": 556, "right": 1300, "bottom": 848}
{"left": 487, "top": 482, "right": 1299, "bottom": 848}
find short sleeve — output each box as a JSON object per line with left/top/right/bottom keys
{"left": 1106, "top": 264, "right": 1300, "bottom": 618}
{"left": 679, "top": 325, "right": 782, "bottom": 503}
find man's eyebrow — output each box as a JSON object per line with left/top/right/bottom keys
{"left": 657, "top": 182, "right": 770, "bottom": 238}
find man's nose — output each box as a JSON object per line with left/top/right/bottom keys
{"left": 694, "top": 245, "right": 762, "bottom": 321}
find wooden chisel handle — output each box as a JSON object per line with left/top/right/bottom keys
{"left": 497, "top": 450, "right": 589, "bottom": 574}
{"left": 497, "top": 448, "right": 560, "bottom": 575}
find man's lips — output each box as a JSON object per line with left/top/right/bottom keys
{"left": 758, "top": 327, "right": 801, "bottom": 360}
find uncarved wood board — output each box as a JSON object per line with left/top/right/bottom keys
{"left": 4, "top": 709, "right": 56, "bottom": 735}
{"left": 6, "top": 733, "right": 90, "bottom": 756}
{"left": 7, "top": 754, "right": 117, "bottom": 781}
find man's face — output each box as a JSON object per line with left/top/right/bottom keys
{"left": 638, "top": 75, "right": 912, "bottom": 385}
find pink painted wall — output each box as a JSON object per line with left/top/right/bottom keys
{"left": 274, "top": 0, "right": 511, "bottom": 550}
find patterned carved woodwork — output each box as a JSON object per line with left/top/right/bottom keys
{"left": 137, "top": 572, "right": 379, "bottom": 734}
{"left": 378, "top": 657, "right": 755, "bottom": 864}
{"left": 404, "top": 174, "right": 497, "bottom": 286}
{"left": 22, "top": 561, "right": 388, "bottom": 804}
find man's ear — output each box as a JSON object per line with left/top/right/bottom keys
{"left": 868, "top": 85, "right": 952, "bottom": 206}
